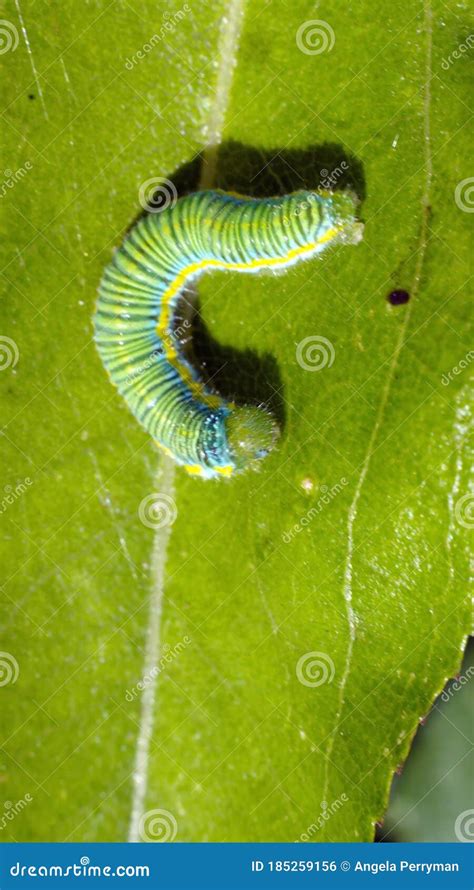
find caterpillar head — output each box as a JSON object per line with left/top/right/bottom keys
{"left": 225, "top": 406, "right": 279, "bottom": 471}
{"left": 325, "top": 189, "right": 364, "bottom": 244}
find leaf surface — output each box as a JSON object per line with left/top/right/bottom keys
{"left": 1, "top": 0, "right": 472, "bottom": 842}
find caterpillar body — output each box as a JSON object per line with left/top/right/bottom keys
{"left": 94, "top": 189, "right": 362, "bottom": 479}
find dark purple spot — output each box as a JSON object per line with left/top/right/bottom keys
{"left": 28, "top": 94, "right": 35, "bottom": 100}
{"left": 388, "top": 289, "right": 410, "bottom": 306}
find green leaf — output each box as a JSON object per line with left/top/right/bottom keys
{"left": 1, "top": 0, "right": 472, "bottom": 844}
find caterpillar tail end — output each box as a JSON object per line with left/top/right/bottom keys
{"left": 224, "top": 406, "right": 279, "bottom": 472}
{"left": 329, "top": 189, "right": 364, "bottom": 246}
{"left": 347, "top": 220, "right": 364, "bottom": 244}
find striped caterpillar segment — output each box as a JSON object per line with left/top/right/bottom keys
{"left": 94, "top": 189, "right": 363, "bottom": 479}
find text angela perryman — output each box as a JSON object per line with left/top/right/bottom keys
{"left": 250, "top": 858, "right": 461, "bottom": 875}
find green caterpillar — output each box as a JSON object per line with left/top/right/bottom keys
{"left": 94, "top": 189, "right": 363, "bottom": 478}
